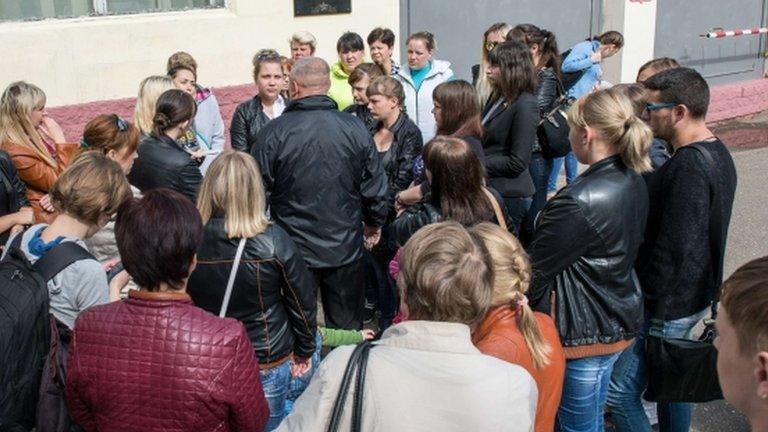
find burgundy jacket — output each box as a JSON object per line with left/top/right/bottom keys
{"left": 66, "top": 290, "right": 269, "bottom": 432}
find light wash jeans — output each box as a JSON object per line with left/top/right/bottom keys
{"left": 260, "top": 360, "right": 292, "bottom": 432}
{"left": 606, "top": 307, "right": 710, "bottom": 432}
{"left": 556, "top": 351, "right": 622, "bottom": 432}
{"left": 284, "top": 330, "right": 322, "bottom": 414}
{"left": 548, "top": 152, "right": 578, "bottom": 192}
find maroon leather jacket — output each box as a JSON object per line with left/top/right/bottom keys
{"left": 66, "top": 290, "right": 269, "bottom": 432}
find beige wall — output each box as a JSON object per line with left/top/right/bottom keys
{"left": 601, "top": 0, "right": 658, "bottom": 85}
{"left": 0, "top": 0, "right": 400, "bottom": 107}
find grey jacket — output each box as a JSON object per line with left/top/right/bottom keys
{"left": 194, "top": 87, "right": 226, "bottom": 175}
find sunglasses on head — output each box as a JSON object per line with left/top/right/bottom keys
{"left": 115, "top": 115, "right": 128, "bottom": 131}
{"left": 485, "top": 41, "right": 499, "bottom": 52}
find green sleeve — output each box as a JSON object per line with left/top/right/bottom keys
{"left": 319, "top": 327, "right": 364, "bottom": 347}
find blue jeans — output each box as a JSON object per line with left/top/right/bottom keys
{"left": 521, "top": 152, "right": 551, "bottom": 244}
{"left": 284, "top": 330, "right": 322, "bottom": 414}
{"left": 557, "top": 352, "right": 622, "bottom": 432}
{"left": 606, "top": 308, "right": 710, "bottom": 432}
{"left": 503, "top": 196, "right": 532, "bottom": 237}
{"left": 260, "top": 359, "right": 292, "bottom": 431}
{"left": 548, "top": 152, "right": 578, "bottom": 192}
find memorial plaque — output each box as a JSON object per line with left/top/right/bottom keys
{"left": 293, "top": 0, "right": 351, "bottom": 16}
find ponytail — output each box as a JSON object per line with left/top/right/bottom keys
{"left": 618, "top": 115, "right": 652, "bottom": 173}
{"left": 538, "top": 29, "right": 561, "bottom": 77}
{"left": 514, "top": 293, "right": 553, "bottom": 369}
{"left": 151, "top": 89, "right": 196, "bottom": 138}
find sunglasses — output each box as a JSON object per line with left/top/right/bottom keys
{"left": 485, "top": 41, "right": 499, "bottom": 52}
{"left": 115, "top": 115, "right": 128, "bottom": 131}
{"left": 645, "top": 102, "right": 676, "bottom": 113}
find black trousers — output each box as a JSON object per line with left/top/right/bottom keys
{"left": 310, "top": 258, "right": 365, "bottom": 330}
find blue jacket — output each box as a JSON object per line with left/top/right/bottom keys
{"left": 562, "top": 40, "right": 601, "bottom": 99}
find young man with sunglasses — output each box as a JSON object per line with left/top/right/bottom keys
{"left": 606, "top": 67, "right": 738, "bottom": 432}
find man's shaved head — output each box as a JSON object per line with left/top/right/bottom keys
{"left": 290, "top": 57, "right": 331, "bottom": 95}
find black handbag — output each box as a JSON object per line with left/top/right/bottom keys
{"left": 538, "top": 76, "right": 575, "bottom": 159}
{"left": 643, "top": 142, "right": 725, "bottom": 403}
{"left": 326, "top": 341, "right": 373, "bottom": 432}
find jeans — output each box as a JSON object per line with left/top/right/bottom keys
{"left": 548, "top": 152, "right": 578, "bottom": 192}
{"left": 285, "top": 330, "right": 322, "bottom": 414}
{"left": 503, "top": 195, "right": 533, "bottom": 237}
{"left": 521, "top": 152, "right": 551, "bottom": 245}
{"left": 260, "top": 360, "right": 292, "bottom": 432}
{"left": 556, "top": 352, "right": 622, "bottom": 432}
{"left": 606, "top": 308, "right": 710, "bottom": 432}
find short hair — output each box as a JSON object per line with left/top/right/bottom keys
{"left": 153, "top": 89, "right": 197, "bottom": 137}
{"left": 134, "top": 75, "right": 175, "bottom": 135}
{"left": 637, "top": 57, "right": 680, "bottom": 82}
{"left": 407, "top": 31, "right": 436, "bottom": 52}
{"left": 487, "top": 40, "right": 537, "bottom": 103}
{"left": 348, "top": 63, "right": 384, "bottom": 86}
{"left": 197, "top": 150, "right": 271, "bottom": 238}
{"left": 397, "top": 221, "right": 493, "bottom": 328}
{"left": 252, "top": 49, "right": 282, "bottom": 82}
{"left": 290, "top": 57, "right": 331, "bottom": 89}
{"left": 290, "top": 31, "right": 317, "bottom": 50}
{"left": 432, "top": 80, "right": 483, "bottom": 138}
{"left": 599, "top": 30, "right": 624, "bottom": 48}
{"left": 367, "top": 27, "right": 395, "bottom": 48}
{"left": 643, "top": 67, "right": 710, "bottom": 119}
{"left": 336, "top": 31, "right": 364, "bottom": 53}
{"left": 82, "top": 114, "right": 140, "bottom": 156}
{"left": 720, "top": 255, "right": 768, "bottom": 356}
{"left": 167, "top": 51, "right": 198, "bottom": 78}
{"left": 366, "top": 76, "right": 405, "bottom": 110}
{"left": 116, "top": 189, "right": 203, "bottom": 291}
{"left": 50, "top": 151, "right": 132, "bottom": 226}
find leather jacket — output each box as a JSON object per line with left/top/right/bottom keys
{"left": 527, "top": 156, "right": 648, "bottom": 347}
{"left": 533, "top": 68, "right": 559, "bottom": 153}
{"left": 128, "top": 134, "right": 202, "bottom": 202}
{"left": 376, "top": 113, "right": 423, "bottom": 215}
{"left": 344, "top": 103, "right": 377, "bottom": 134}
{"left": 0, "top": 149, "right": 29, "bottom": 212}
{"left": 187, "top": 219, "right": 317, "bottom": 363}
{"left": 230, "top": 96, "right": 271, "bottom": 153}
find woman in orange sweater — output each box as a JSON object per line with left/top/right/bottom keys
{"left": 0, "top": 82, "right": 79, "bottom": 223}
{"left": 471, "top": 222, "right": 565, "bottom": 432}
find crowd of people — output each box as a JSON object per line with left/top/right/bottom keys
{"left": 0, "top": 22, "right": 764, "bottom": 432}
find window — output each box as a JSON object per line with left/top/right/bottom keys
{"left": 0, "top": 0, "right": 225, "bottom": 22}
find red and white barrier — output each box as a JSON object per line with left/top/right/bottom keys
{"left": 702, "top": 27, "right": 768, "bottom": 39}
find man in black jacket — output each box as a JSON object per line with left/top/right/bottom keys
{"left": 252, "top": 57, "right": 388, "bottom": 330}
{"left": 607, "top": 67, "right": 737, "bottom": 431}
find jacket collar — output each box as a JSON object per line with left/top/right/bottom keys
{"left": 378, "top": 111, "right": 408, "bottom": 135}
{"left": 376, "top": 320, "right": 481, "bottom": 355}
{"left": 481, "top": 93, "right": 507, "bottom": 126}
{"left": 472, "top": 305, "right": 518, "bottom": 344}
{"left": 580, "top": 154, "right": 624, "bottom": 178}
{"left": 396, "top": 59, "right": 451, "bottom": 86}
{"left": 331, "top": 61, "right": 350, "bottom": 79}
{"left": 128, "top": 289, "right": 193, "bottom": 304}
{"left": 284, "top": 95, "right": 338, "bottom": 113}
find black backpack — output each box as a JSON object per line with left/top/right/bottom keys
{"left": 0, "top": 240, "right": 93, "bottom": 431}
{"left": 559, "top": 48, "right": 591, "bottom": 93}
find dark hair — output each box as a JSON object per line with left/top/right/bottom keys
{"left": 507, "top": 24, "right": 561, "bottom": 77}
{"left": 337, "top": 31, "right": 364, "bottom": 53}
{"left": 432, "top": 80, "right": 483, "bottom": 138}
{"left": 82, "top": 114, "right": 140, "bottom": 156}
{"left": 637, "top": 57, "right": 680, "bottom": 82}
{"left": 487, "top": 40, "right": 537, "bottom": 103}
{"left": 152, "top": 89, "right": 196, "bottom": 137}
{"left": 423, "top": 136, "right": 494, "bottom": 226}
{"left": 367, "top": 27, "right": 395, "bottom": 48}
{"left": 115, "top": 189, "right": 203, "bottom": 291}
{"left": 408, "top": 31, "right": 436, "bottom": 51}
{"left": 348, "top": 63, "right": 384, "bottom": 85}
{"left": 598, "top": 30, "right": 624, "bottom": 48}
{"left": 643, "top": 67, "right": 710, "bottom": 119}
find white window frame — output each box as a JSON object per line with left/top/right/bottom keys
{"left": 92, "top": 0, "right": 223, "bottom": 15}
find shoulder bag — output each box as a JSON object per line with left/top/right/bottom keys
{"left": 327, "top": 341, "right": 374, "bottom": 432}
{"left": 537, "top": 74, "right": 575, "bottom": 159}
{"left": 219, "top": 238, "right": 247, "bottom": 317}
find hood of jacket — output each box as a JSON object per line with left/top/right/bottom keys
{"left": 195, "top": 84, "right": 212, "bottom": 103}
{"left": 330, "top": 61, "right": 351, "bottom": 80}
{"left": 285, "top": 94, "right": 339, "bottom": 112}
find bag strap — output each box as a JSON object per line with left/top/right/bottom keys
{"left": 482, "top": 187, "right": 508, "bottom": 231}
{"left": 327, "top": 341, "right": 373, "bottom": 432}
{"left": 33, "top": 242, "right": 95, "bottom": 282}
{"left": 219, "top": 238, "right": 247, "bottom": 318}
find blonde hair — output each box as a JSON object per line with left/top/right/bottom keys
{"left": 470, "top": 223, "right": 553, "bottom": 369}
{"left": 397, "top": 221, "right": 493, "bottom": 328}
{"left": 197, "top": 150, "right": 270, "bottom": 238}
{"left": 0, "top": 81, "right": 57, "bottom": 168}
{"left": 568, "top": 88, "right": 652, "bottom": 173}
{"left": 134, "top": 76, "right": 175, "bottom": 135}
{"left": 721, "top": 255, "right": 768, "bottom": 356}
{"left": 50, "top": 151, "right": 132, "bottom": 226}
{"left": 477, "top": 23, "right": 511, "bottom": 107}
{"left": 290, "top": 31, "right": 318, "bottom": 51}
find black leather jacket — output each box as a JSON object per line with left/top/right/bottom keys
{"left": 187, "top": 220, "right": 317, "bottom": 362}
{"left": 128, "top": 134, "right": 202, "bottom": 202}
{"left": 533, "top": 68, "right": 559, "bottom": 153}
{"left": 344, "top": 103, "right": 377, "bottom": 134}
{"left": 376, "top": 113, "right": 423, "bottom": 215}
{"left": 230, "top": 96, "right": 272, "bottom": 153}
{"left": 252, "top": 95, "right": 389, "bottom": 268}
{"left": 527, "top": 156, "right": 648, "bottom": 347}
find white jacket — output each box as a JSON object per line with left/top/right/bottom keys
{"left": 277, "top": 320, "right": 537, "bottom": 432}
{"left": 396, "top": 60, "right": 453, "bottom": 144}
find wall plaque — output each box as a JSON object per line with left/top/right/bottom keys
{"left": 294, "top": 0, "right": 351, "bottom": 16}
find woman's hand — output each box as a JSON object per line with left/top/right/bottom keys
{"left": 189, "top": 149, "right": 206, "bottom": 161}
{"left": 39, "top": 194, "right": 55, "bottom": 213}
{"left": 108, "top": 269, "right": 130, "bottom": 302}
{"left": 39, "top": 116, "right": 66, "bottom": 144}
{"left": 590, "top": 50, "right": 602, "bottom": 63}
{"left": 14, "top": 206, "right": 34, "bottom": 226}
{"left": 360, "top": 329, "right": 375, "bottom": 340}
{"left": 290, "top": 355, "right": 313, "bottom": 378}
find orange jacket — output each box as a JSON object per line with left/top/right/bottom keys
{"left": 473, "top": 305, "right": 566, "bottom": 432}
{"left": 1, "top": 140, "right": 80, "bottom": 223}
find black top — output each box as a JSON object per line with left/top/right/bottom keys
{"left": 636, "top": 139, "right": 737, "bottom": 320}
{"left": 0, "top": 150, "right": 28, "bottom": 244}
{"left": 374, "top": 113, "right": 423, "bottom": 218}
{"left": 533, "top": 68, "right": 560, "bottom": 154}
{"left": 481, "top": 92, "right": 538, "bottom": 198}
{"left": 344, "top": 103, "right": 377, "bottom": 135}
{"left": 528, "top": 156, "right": 648, "bottom": 347}
{"left": 128, "top": 134, "right": 202, "bottom": 202}
{"left": 230, "top": 96, "right": 272, "bottom": 153}
{"left": 252, "top": 95, "right": 389, "bottom": 269}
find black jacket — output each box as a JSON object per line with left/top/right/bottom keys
{"left": 128, "top": 134, "right": 202, "bottom": 202}
{"left": 187, "top": 220, "right": 317, "bottom": 362}
{"left": 344, "top": 104, "right": 377, "bottom": 134}
{"left": 533, "top": 68, "right": 559, "bottom": 153}
{"left": 528, "top": 156, "right": 648, "bottom": 347}
{"left": 252, "top": 95, "right": 389, "bottom": 269}
{"left": 0, "top": 150, "right": 29, "bottom": 242}
{"left": 481, "top": 92, "right": 538, "bottom": 198}
{"left": 376, "top": 113, "right": 423, "bottom": 215}
{"left": 230, "top": 96, "right": 272, "bottom": 153}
